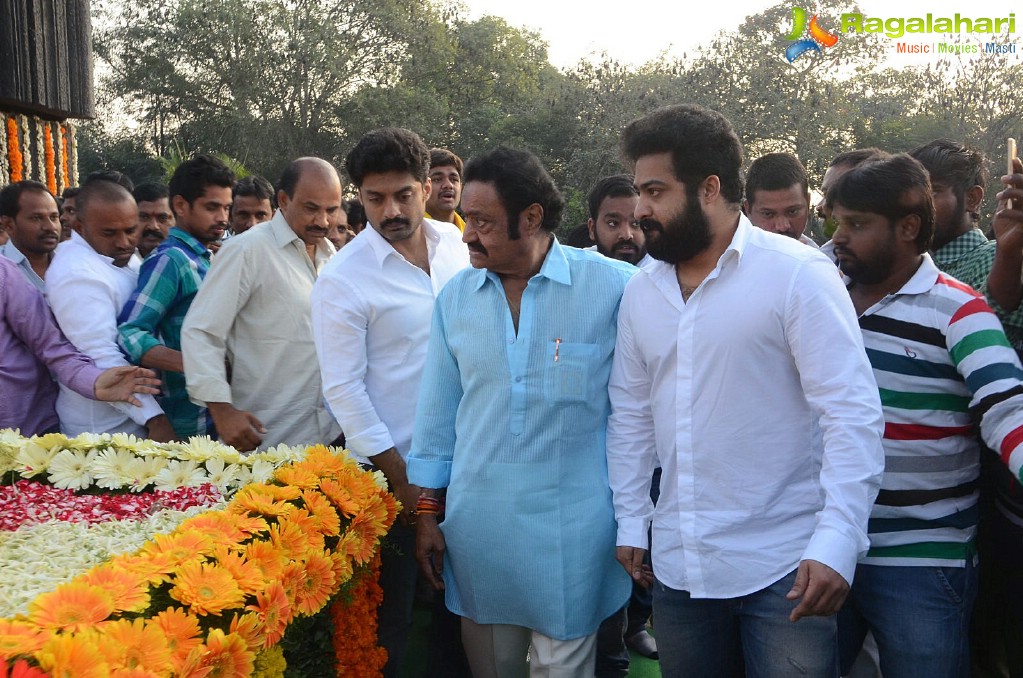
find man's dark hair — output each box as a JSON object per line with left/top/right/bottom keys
{"left": 745, "top": 153, "right": 809, "bottom": 205}
{"left": 76, "top": 178, "right": 136, "bottom": 223}
{"left": 133, "top": 182, "right": 169, "bottom": 204}
{"left": 62, "top": 187, "right": 79, "bottom": 201}
{"left": 462, "top": 146, "right": 564, "bottom": 239}
{"left": 233, "top": 175, "right": 275, "bottom": 206}
{"left": 0, "top": 181, "right": 52, "bottom": 218}
{"left": 83, "top": 170, "right": 134, "bottom": 192}
{"left": 829, "top": 148, "right": 888, "bottom": 170}
{"left": 345, "top": 128, "right": 431, "bottom": 188}
{"left": 430, "top": 148, "right": 463, "bottom": 174}
{"left": 828, "top": 154, "right": 935, "bottom": 253}
{"left": 587, "top": 174, "right": 638, "bottom": 220}
{"left": 168, "top": 154, "right": 235, "bottom": 208}
{"left": 620, "top": 104, "right": 744, "bottom": 205}
{"left": 346, "top": 198, "right": 366, "bottom": 228}
{"left": 909, "top": 139, "right": 988, "bottom": 223}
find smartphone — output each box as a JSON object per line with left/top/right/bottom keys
{"left": 1009, "top": 138, "right": 1017, "bottom": 210}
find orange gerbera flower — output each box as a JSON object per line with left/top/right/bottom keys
{"left": 277, "top": 562, "right": 306, "bottom": 608}
{"left": 0, "top": 658, "right": 49, "bottom": 678}
{"left": 28, "top": 583, "right": 115, "bottom": 632}
{"left": 169, "top": 561, "right": 245, "bottom": 617}
{"left": 151, "top": 607, "right": 202, "bottom": 665}
{"left": 177, "top": 513, "right": 250, "bottom": 544}
{"left": 141, "top": 531, "right": 214, "bottom": 568}
{"left": 93, "top": 618, "right": 171, "bottom": 675}
{"left": 268, "top": 518, "right": 313, "bottom": 561}
{"left": 36, "top": 632, "right": 109, "bottom": 678}
{"left": 273, "top": 465, "right": 320, "bottom": 489}
{"left": 301, "top": 489, "right": 341, "bottom": 536}
{"left": 293, "top": 551, "right": 336, "bottom": 616}
{"left": 210, "top": 546, "right": 266, "bottom": 595}
{"left": 79, "top": 564, "right": 150, "bottom": 613}
{"left": 227, "top": 613, "right": 264, "bottom": 653}
{"left": 241, "top": 540, "right": 287, "bottom": 582}
{"left": 199, "top": 630, "right": 253, "bottom": 678}
{"left": 0, "top": 619, "right": 49, "bottom": 656}
{"left": 330, "top": 549, "right": 355, "bottom": 586}
{"left": 245, "top": 581, "right": 292, "bottom": 647}
{"left": 109, "top": 552, "right": 177, "bottom": 586}
{"left": 337, "top": 530, "right": 375, "bottom": 565}
{"left": 277, "top": 508, "right": 324, "bottom": 552}
{"left": 317, "top": 478, "right": 360, "bottom": 517}
{"left": 229, "top": 487, "right": 290, "bottom": 518}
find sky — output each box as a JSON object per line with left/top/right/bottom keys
{"left": 459, "top": 0, "right": 1022, "bottom": 69}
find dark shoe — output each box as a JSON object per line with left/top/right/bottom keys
{"left": 625, "top": 629, "right": 658, "bottom": 660}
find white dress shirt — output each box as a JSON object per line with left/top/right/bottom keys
{"left": 607, "top": 216, "right": 885, "bottom": 598}
{"left": 181, "top": 212, "right": 339, "bottom": 449}
{"left": 311, "top": 218, "right": 468, "bottom": 462}
{"left": 45, "top": 232, "right": 164, "bottom": 435}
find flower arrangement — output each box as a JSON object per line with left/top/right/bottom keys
{"left": 0, "top": 443, "right": 397, "bottom": 676}
{"left": 6, "top": 117, "right": 21, "bottom": 183}
{"left": 43, "top": 125, "right": 56, "bottom": 195}
{"left": 0, "top": 430, "right": 306, "bottom": 496}
{"left": 33, "top": 118, "right": 43, "bottom": 186}
{"left": 58, "top": 125, "right": 69, "bottom": 191}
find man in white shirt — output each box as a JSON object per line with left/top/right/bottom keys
{"left": 606, "top": 104, "right": 886, "bottom": 677}
{"left": 181, "top": 158, "right": 341, "bottom": 451}
{"left": 45, "top": 179, "right": 175, "bottom": 440}
{"left": 312, "top": 127, "right": 468, "bottom": 678}
{"left": 743, "top": 152, "right": 818, "bottom": 247}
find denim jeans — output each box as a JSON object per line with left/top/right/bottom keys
{"left": 838, "top": 561, "right": 977, "bottom": 678}
{"left": 653, "top": 569, "right": 838, "bottom": 678}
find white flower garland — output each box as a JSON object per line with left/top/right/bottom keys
{"left": 0, "top": 503, "right": 221, "bottom": 618}
{"left": 34, "top": 116, "right": 44, "bottom": 184}
{"left": 69, "top": 122, "right": 78, "bottom": 186}
{"left": 18, "top": 115, "right": 30, "bottom": 181}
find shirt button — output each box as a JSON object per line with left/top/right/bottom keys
{"left": 515, "top": 376, "right": 522, "bottom": 383}
{"left": 507, "top": 339, "right": 514, "bottom": 345}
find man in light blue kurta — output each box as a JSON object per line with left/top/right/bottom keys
{"left": 407, "top": 146, "right": 633, "bottom": 677}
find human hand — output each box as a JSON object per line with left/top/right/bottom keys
{"left": 994, "top": 157, "right": 1023, "bottom": 248}
{"left": 145, "top": 415, "right": 179, "bottom": 443}
{"left": 394, "top": 482, "right": 422, "bottom": 527}
{"left": 416, "top": 516, "right": 446, "bottom": 590}
{"left": 94, "top": 366, "right": 160, "bottom": 405}
{"left": 209, "top": 403, "right": 266, "bottom": 452}
{"left": 616, "top": 546, "right": 653, "bottom": 588}
{"left": 786, "top": 559, "right": 849, "bottom": 621}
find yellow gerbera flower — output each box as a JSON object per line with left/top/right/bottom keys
{"left": 93, "top": 618, "right": 172, "bottom": 674}
{"left": 169, "top": 561, "right": 245, "bottom": 617}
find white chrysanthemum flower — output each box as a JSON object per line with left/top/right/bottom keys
{"left": 130, "top": 456, "right": 168, "bottom": 491}
{"left": 91, "top": 447, "right": 137, "bottom": 490}
{"left": 204, "top": 457, "right": 242, "bottom": 491}
{"left": 0, "top": 428, "right": 25, "bottom": 448}
{"left": 371, "top": 469, "right": 388, "bottom": 491}
{"left": 258, "top": 444, "right": 304, "bottom": 464}
{"left": 247, "top": 459, "right": 276, "bottom": 485}
{"left": 183, "top": 436, "right": 241, "bottom": 463}
{"left": 46, "top": 449, "right": 97, "bottom": 490}
{"left": 12, "top": 441, "right": 55, "bottom": 478}
{"left": 153, "top": 460, "right": 207, "bottom": 492}
{"left": 109, "top": 432, "right": 145, "bottom": 452}
{"left": 65, "top": 432, "right": 112, "bottom": 451}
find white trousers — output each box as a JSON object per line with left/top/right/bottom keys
{"left": 460, "top": 618, "right": 597, "bottom": 678}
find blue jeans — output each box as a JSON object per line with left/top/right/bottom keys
{"left": 838, "top": 561, "right": 977, "bottom": 678}
{"left": 653, "top": 570, "right": 838, "bottom": 678}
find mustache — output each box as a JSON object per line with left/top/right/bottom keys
{"left": 638, "top": 219, "right": 663, "bottom": 233}
{"left": 141, "top": 228, "right": 165, "bottom": 238}
{"left": 382, "top": 216, "right": 411, "bottom": 229}
{"left": 467, "top": 242, "right": 488, "bottom": 255}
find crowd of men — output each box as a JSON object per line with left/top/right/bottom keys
{"left": 3, "top": 104, "right": 1023, "bottom": 678}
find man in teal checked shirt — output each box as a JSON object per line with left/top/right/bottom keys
{"left": 407, "top": 146, "right": 634, "bottom": 678}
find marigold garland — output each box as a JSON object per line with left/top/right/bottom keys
{"left": 43, "top": 125, "right": 56, "bottom": 195}
{"left": 0, "top": 442, "right": 396, "bottom": 676}
{"left": 58, "top": 126, "right": 69, "bottom": 192}
{"left": 331, "top": 554, "right": 387, "bottom": 678}
{"left": 6, "top": 117, "right": 22, "bottom": 183}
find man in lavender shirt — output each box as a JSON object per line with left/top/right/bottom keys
{"left": 0, "top": 256, "right": 159, "bottom": 435}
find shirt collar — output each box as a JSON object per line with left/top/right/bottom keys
{"left": 167, "top": 227, "right": 211, "bottom": 258}
{"left": 362, "top": 218, "right": 445, "bottom": 268}
{"left": 933, "top": 228, "right": 988, "bottom": 266}
{"left": 0, "top": 241, "right": 27, "bottom": 265}
{"left": 893, "top": 252, "right": 941, "bottom": 296}
{"left": 66, "top": 230, "right": 138, "bottom": 269}
{"left": 269, "top": 210, "right": 335, "bottom": 259}
{"left": 474, "top": 235, "right": 568, "bottom": 291}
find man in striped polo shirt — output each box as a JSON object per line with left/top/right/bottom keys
{"left": 829, "top": 154, "right": 1023, "bottom": 678}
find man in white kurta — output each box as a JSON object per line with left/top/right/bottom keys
{"left": 181, "top": 158, "right": 341, "bottom": 451}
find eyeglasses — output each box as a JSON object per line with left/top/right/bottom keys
{"left": 139, "top": 212, "right": 174, "bottom": 225}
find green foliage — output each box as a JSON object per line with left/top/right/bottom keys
{"left": 279, "top": 606, "right": 336, "bottom": 678}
